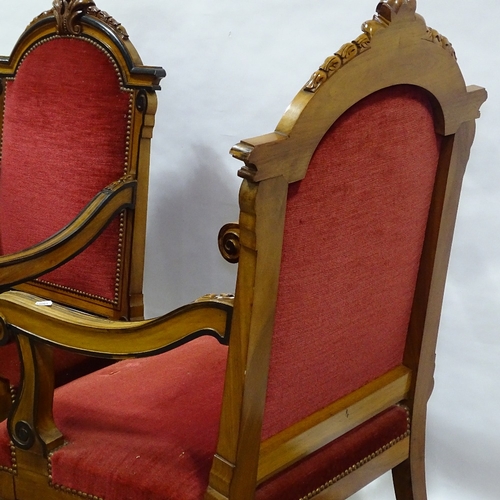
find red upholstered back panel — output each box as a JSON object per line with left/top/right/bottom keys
{"left": 0, "top": 37, "right": 131, "bottom": 302}
{"left": 261, "top": 85, "right": 440, "bottom": 439}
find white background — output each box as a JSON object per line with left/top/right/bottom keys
{"left": 1, "top": 1, "right": 498, "bottom": 498}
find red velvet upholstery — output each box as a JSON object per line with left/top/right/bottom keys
{"left": 16, "top": 86, "right": 436, "bottom": 499}
{"left": 257, "top": 405, "right": 409, "bottom": 499}
{"left": 48, "top": 337, "right": 227, "bottom": 500}
{"left": 0, "top": 37, "right": 131, "bottom": 302}
{"left": 262, "top": 85, "right": 441, "bottom": 439}
{"left": 0, "top": 343, "right": 408, "bottom": 500}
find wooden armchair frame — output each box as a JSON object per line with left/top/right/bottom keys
{"left": 0, "top": 0, "right": 164, "bottom": 435}
{"left": 0, "top": 1, "right": 486, "bottom": 499}
{"left": 207, "top": 1, "right": 486, "bottom": 499}
{"left": 0, "top": 0, "right": 166, "bottom": 321}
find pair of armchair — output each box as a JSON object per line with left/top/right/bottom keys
{"left": 0, "top": 1, "right": 486, "bottom": 499}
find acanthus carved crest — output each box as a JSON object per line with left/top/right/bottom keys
{"left": 425, "top": 27, "right": 456, "bottom": 59}
{"left": 303, "top": 0, "right": 454, "bottom": 93}
{"left": 52, "top": 0, "right": 129, "bottom": 39}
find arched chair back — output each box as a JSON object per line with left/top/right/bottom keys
{"left": 0, "top": 1, "right": 165, "bottom": 320}
{"left": 0, "top": 1, "right": 164, "bottom": 414}
{"left": 208, "top": 2, "right": 486, "bottom": 498}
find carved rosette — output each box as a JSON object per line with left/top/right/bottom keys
{"left": 51, "top": 0, "right": 128, "bottom": 39}
{"left": 304, "top": 0, "right": 454, "bottom": 93}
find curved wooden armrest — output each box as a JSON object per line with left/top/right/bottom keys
{"left": 0, "top": 178, "right": 136, "bottom": 291}
{"left": 0, "top": 291, "right": 233, "bottom": 357}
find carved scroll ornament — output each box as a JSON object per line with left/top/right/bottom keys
{"left": 218, "top": 223, "right": 241, "bottom": 264}
{"left": 304, "top": 0, "right": 454, "bottom": 93}
{"left": 51, "top": 0, "right": 129, "bottom": 39}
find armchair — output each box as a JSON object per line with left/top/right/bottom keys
{"left": 0, "top": 1, "right": 486, "bottom": 499}
{"left": 0, "top": 0, "right": 165, "bottom": 416}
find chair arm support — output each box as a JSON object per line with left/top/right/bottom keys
{"left": 0, "top": 291, "right": 233, "bottom": 358}
{"left": 0, "top": 178, "right": 137, "bottom": 291}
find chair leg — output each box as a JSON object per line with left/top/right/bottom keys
{"left": 392, "top": 452, "right": 427, "bottom": 500}
{"left": 392, "top": 459, "right": 414, "bottom": 499}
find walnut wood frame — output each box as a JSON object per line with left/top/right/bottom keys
{"left": 0, "top": 0, "right": 166, "bottom": 321}
{"left": 0, "top": 1, "right": 486, "bottom": 499}
{"left": 207, "top": 1, "right": 486, "bottom": 499}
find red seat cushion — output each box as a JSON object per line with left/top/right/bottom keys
{"left": 48, "top": 337, "right": 228, "bottom": 500}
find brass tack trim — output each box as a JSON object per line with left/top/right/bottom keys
{"left": 35, "top": 279, "right": 116, "bottom": 305}
{"left": 113, "top": 211, "right": 126, "bottom": 303}
{"left": 0, "top": 442, "right": 18, "bottom": 475}
{"left": 0, "top": 78, "right": 6, "bottom": 169}
{"left": 298, "top": 406, "right": 411, "bottom": 500}
{"left": 9, "top": 385, "right": 16, "bottom": 404}
{"left": 48, "top": 450, "right": 103, "bottom": 499}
